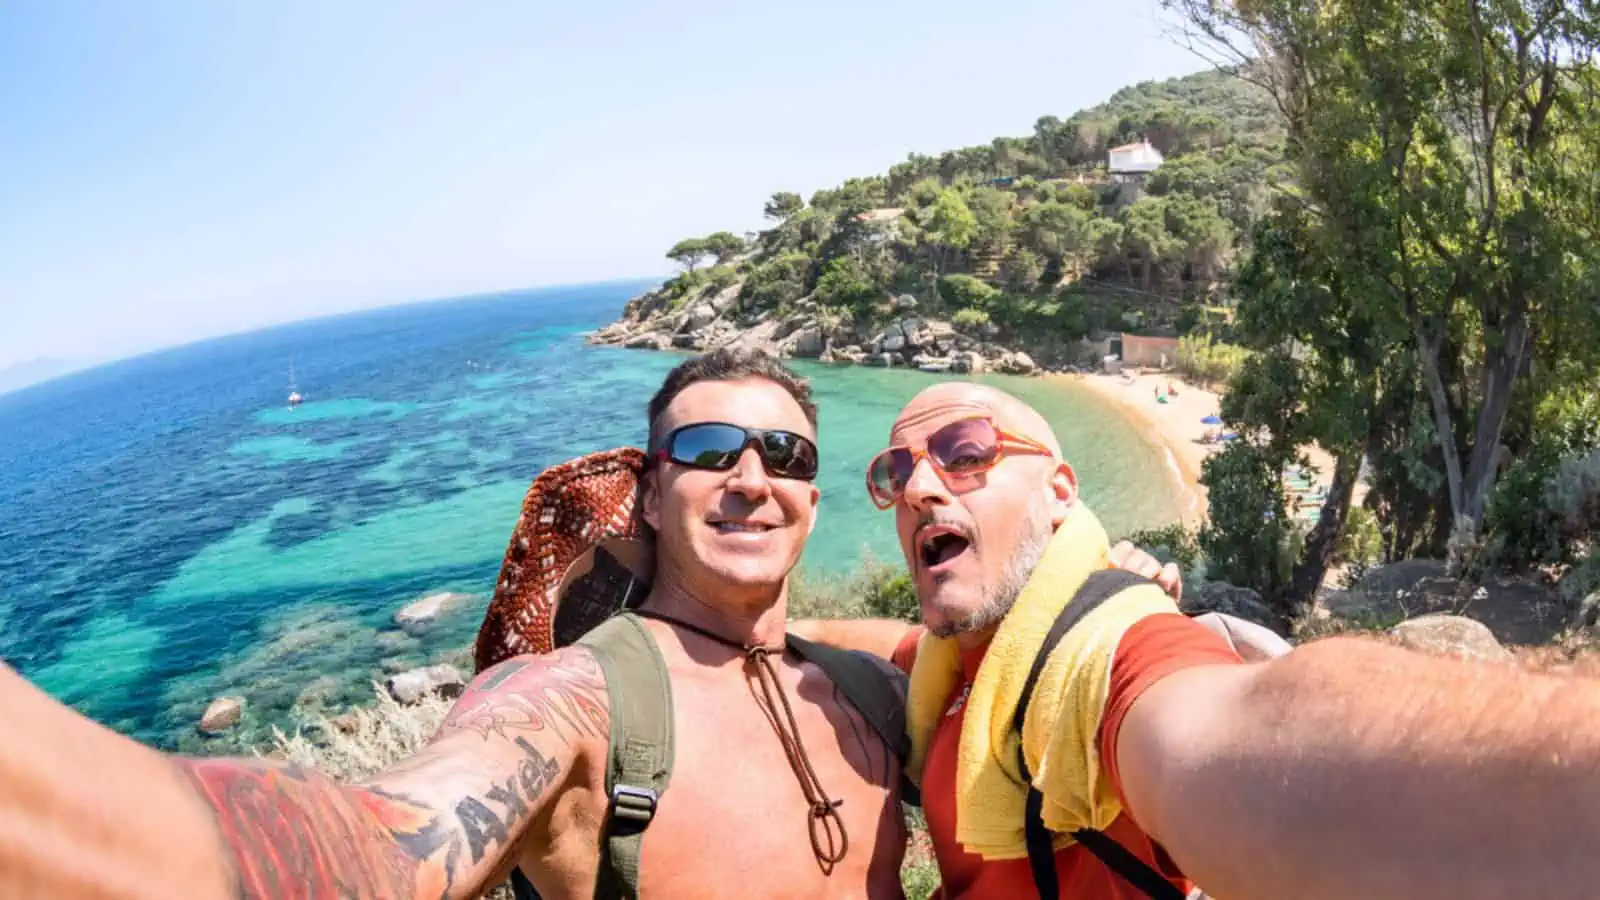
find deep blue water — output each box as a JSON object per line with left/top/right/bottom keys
{"left": 0, "top": 281, "right": 1181, "bottom": 750}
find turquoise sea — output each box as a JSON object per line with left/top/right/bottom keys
{"left": 0, "top": 281, "right": 1183, "bottom": 751}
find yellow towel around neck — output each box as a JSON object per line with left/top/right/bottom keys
{"left": 903, "top": 504, "right": 1182, "bottom": 859}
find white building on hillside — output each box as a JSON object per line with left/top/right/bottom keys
{"left": 1108, "top": 140, "right": 1164, "bottom": 175}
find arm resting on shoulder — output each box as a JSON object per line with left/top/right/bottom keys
{"left": 1115, "top": 636, "right": 1600, "bottom": 900}
{"left": 0, "top": 648, "right": 608, "bottom": 900}
{"left": 788, "top": 617, "right": 916, "bottom": 663}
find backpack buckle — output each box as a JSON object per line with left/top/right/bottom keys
{"left": 609, "top": 784, "right": 658, "bottom": 835}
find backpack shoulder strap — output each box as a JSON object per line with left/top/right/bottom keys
{"left": 575, "top": 612, "right": 676, "bottom": 899}
{"left": 786, "top": 634, "right": 920, "bottom": 807}
{"left": 1012, "top": 568, "right": 1185, "bottom": 900}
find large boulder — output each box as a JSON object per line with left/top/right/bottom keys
{"left": 787, "top": 326, "right": 826, "bottom": 358}
{"left": 385, "top": 664, "right": 467, "bottom": 705}
{"left": 1183, "top": 582, "right": 1291, "bottom": 636}
{"left": 199, "top": 696, "right": 244, "bottom": 735}
{"left": 994, "top": 351, "right": 1039, "bottom": 375}
{"left": 1388, "top": 614, "right": 1513, "bottom": 664}
{"left": 707, "top": 283, "right": 742, "bottom": 315}
{"left": 950, "top": 351, "right": 986, "bottom": 375}
{"left": 684, "top": 303, "right": 718, "bottom": 331}
{"left": 394, "top": 591, "right": 472, "bottom": 632}
{"left": 624, "top": 332, "right": 671, "bottom": 350}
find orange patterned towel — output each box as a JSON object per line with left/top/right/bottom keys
{"left": 473, "top": 447, "right": 656, "bottom": 672}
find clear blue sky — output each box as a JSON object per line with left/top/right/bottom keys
{"left": 0, "top": 0, "right": 1207, "bottom": 371}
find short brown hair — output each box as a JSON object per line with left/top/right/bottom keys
{"left": 646, "top": 347, "right": 818, "bottom": 449}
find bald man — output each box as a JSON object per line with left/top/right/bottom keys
{"left": 792, "top": 381, "right": 1600, "bottom": 900}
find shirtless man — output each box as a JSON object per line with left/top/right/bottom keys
{"left": 795, "top": 380, "right": 1600, "bottom": 900}
{"left": 0, "top": 348, "right": 910, "bottom": 899}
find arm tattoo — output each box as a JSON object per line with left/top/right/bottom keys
{"left": 181, "top": 651, "right": 609, "bottom": 900}
{"left": 442, "top": 654, "right": 609, "bottom": 745}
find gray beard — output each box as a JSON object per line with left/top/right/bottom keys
{"left": 931, "top": 492, "right": 1052, "bottom": 638}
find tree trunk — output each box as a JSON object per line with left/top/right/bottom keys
{"left": 1415, "top": 326, "right": 1466, "bottom": 521}
{"left": 1461, "top": 309, "right": 1531, "bottom": 526}
{"left": 1285, "top": 446, "right": 1362, "bottom": 616}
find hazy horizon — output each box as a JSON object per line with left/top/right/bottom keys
{"left": 1, "top": 1, "right": 1210, "bottom": 375}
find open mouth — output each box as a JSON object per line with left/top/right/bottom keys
{"left": 919, "top": 527, "right": 972, "bottom": 569}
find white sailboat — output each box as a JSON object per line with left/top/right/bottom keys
{"left": 287, "top": 360, "right": 303, "bottom": 407}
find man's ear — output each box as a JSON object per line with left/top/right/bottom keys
{"left": 640, "top": 470, "right": 662, "bottom": 530}
{"left": 1048, "top": 459, "right": 1079, "bottom": 527}
{"left": 806, "top": 483, "right": 821, "bottom": 536}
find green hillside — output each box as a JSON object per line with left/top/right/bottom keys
{"left": 655, "top": 65, "right": 1285, "bottom": 344}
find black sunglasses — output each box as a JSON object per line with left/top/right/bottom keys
{"left": 651, "top": 422, "right": 819, "bottom": 481}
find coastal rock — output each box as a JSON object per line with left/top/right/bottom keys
{"left": 867, "top": 353, "right": 896, "bottom": 367}
{"left": 1184, "top": 582, "right": 1290, "bottom": 636}
{"left": 784, "top": 326, "right": 825, "bottom": 358}
{"left": 395, "top": 591, "right": 473, "bottom": 631}
{"left": 684, "top": 304, "right": 718, "bottom": 332}
{"left": 893, "top": 293, "right": 919, "bottom": 311}
{"left": 725, "top": 319, "right": 782, "bottom": 353}
{"left": 950, "top": 351, "right": 986, "bottom": 374}
{"left": 625, "top": 333, "right": 671, "bottom": 350}
{"left": 994, "top": 351, "right": 1038, "bottom": 375}
{"left": 708, "top": 284, "right": 742, "bottom": 315}
{"left": 1388, "top": 615, "right": 1513, "bottom": 664}
{"left": 880, "top": 332, "right": 907, "bottom": 353}
{"left": 385, "top": 664, "right": 467, "bottom": 705}
{"left": 199, "top": 696, "right": 244, "bottom": 734}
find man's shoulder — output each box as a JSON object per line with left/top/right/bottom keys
{"left": 438, "top": 645, "right": 612, "bottom": 743}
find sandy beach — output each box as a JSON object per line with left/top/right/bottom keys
{"left": 1065, "top": 369, "right": 1346, "bottom": 529}
{"left": 1065, "top": 370, "right": 1218, "bottom": 527}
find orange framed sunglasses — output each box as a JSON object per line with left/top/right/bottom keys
{"left": 864, "top": 416, "right": 1054, "bottom": 509}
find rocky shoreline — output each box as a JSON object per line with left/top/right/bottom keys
{"left": 586, "top": 281, "right": 1070, "bottom": 376}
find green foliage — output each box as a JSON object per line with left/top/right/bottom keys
{"left": 702, "top": 231, "right": 747, "bottom": 265}
{"left": 1164, "top": 0, "right": 1600, "bottom": 552}
{"left": 666, "top": 237, "right": 711, "bottom": 272}
{"left": 951, "top": 307, "right": 991, "bottom": 329}
{"left": 937, "top": 274, "right": 999, "bottom": 310}
{"left": 1333, "top": 506, "right": 1384, "bottom": 579}
{"left": 739, "top": 252, "right": 811, "bottom": 312}
{"left": 788, "top": 554, "right": 921, "bottom": 622}
{"left": 655, "top": 64, "right": 1283, "bottom": 355}
{"left": 813, "top": 255, "right": 880, "bottom": 313}
{"left": 764, "top": 191, "right": 804, "bottom": 221}
{"left": 1124, "top": 523, "right": 1202, "bottom": 573}
{"left": 1175, "top": 333, "right": 1249, "bottom": 386}
{"left": 1199, "top": 441, "right": 1300, "bottom": 609}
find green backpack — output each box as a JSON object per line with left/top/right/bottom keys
{"left": 508, "top": 611, "right": 914, "bottom": 900}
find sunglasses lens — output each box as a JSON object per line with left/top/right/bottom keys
{"left": 667, "top": 423, "right": 818, "bottom": 480}
{"left": 929, "top": 419, "right": 1001, "bottom": 474}
{"left": 668, "top": 423, "right": 747, "bottom": 469}
{"left": 867, "top": 448, "right": 914, "bottom": 505}
{"left": 761, "top": 430, "right": 818, "bottom": 479}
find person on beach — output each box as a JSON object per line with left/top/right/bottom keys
{"left": 0, "top": 346, "right": 1177, "bottom": 900}
{"left": 790, "top": 379, "right": 1600, "bottom": 900}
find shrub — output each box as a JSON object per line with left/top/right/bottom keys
{"left": 1333, "top": 505, "right": 1384, "bottom": 582}
{"left": 789, "top": 553, "right": 920, "bottom": 622}
{"left": 951, "top": 307, "right": 991, "bottom": 329}
{"left": 937, "top": 274, "right": 999, "bottom": 310}
{"left": 1175, "top": 333, "right": 1249, "bottom": 385}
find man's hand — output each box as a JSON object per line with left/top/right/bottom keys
{"left": 0, "top": 648, "right": 609, "bottom": 900}
{"left": 1109, "top": 539, "right": 1183, "bottom": 601}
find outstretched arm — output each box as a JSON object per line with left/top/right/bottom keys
{"left": 1116, "top": 636, "right": 1600, "bottom": 900}
{"left": 0, "top": 648, "right": 608, "bottom": 900}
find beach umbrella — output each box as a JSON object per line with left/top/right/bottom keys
{"left": 1201, "top": 415, "right": 1222, "bottom": 425}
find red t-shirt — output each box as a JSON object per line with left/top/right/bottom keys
{"left": 891, "top": 613, "right": 1242, "bottom": 899}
